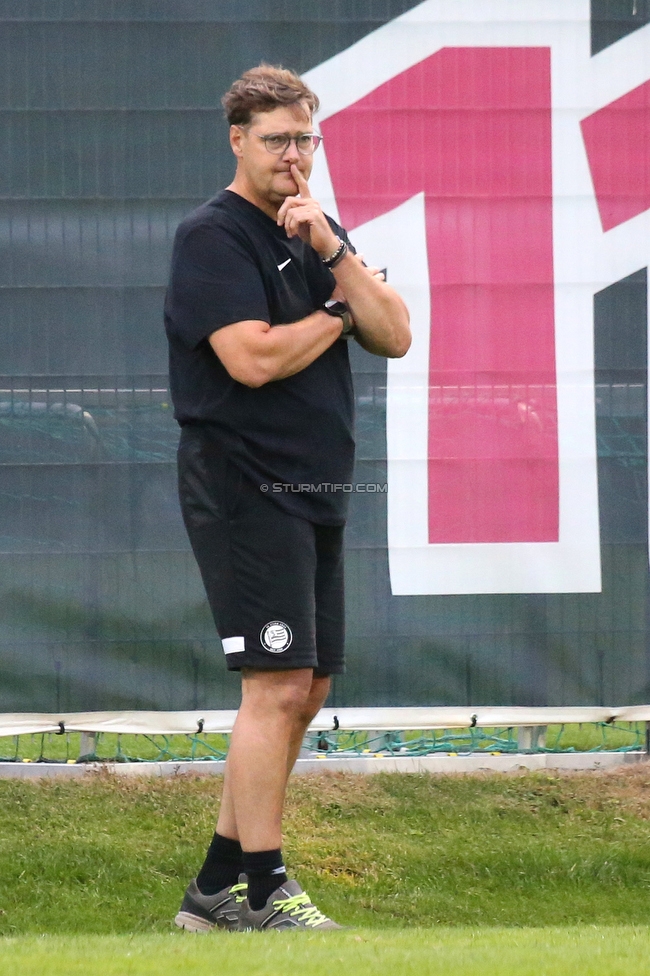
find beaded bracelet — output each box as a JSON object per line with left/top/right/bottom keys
{"left": 322, "top": 237, "right": 348, "bottom": 269}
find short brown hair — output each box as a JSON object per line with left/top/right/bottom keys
{"left": 221, "top": 64, "right": 319, "bottom": 127}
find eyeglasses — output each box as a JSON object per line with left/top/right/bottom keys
{"left": 250, "top": 131, "right": 323, "bottom": 155}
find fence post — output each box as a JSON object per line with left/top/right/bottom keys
{"left": 79, "top": 732, "right": 97, "bottom": 760}
{"left": 517, "top": 726, "right": 547, "bottom": 752}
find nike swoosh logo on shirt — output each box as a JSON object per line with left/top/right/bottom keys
{"left": 277, "top": 258, "right": 292, "bottom": 271}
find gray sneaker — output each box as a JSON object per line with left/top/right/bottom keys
{"left": 174, "top": 875, "right": 248, "bottom": 933}
{"left": 237, "top": 879, "right": 342, "bottom": 931}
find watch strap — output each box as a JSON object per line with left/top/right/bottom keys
{"left": 323, "top": 300, "right": 357, "bottom": 337}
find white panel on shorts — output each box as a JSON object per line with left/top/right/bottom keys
{"left": 222, "top": 636, "right": 245, "bottom": 655}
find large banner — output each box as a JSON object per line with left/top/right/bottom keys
{"left": 307, "top": 0, "right": 649, "bottom": 595}
{"left": 0, "top": 1, "right": 649, "bottom": 711}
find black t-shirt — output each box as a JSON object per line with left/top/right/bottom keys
{"left": 164, "top": 190, "right": 355, "bottom": 525}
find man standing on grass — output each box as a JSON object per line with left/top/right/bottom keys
{"left": 164, "top": 64, "right": 410, "bottom": 932}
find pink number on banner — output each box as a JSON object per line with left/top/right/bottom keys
{"left": 581, "top": 79, "right": 650, "bottom": 232}
{"left": 322, "top": 48, "right": 559, "bottom": 544}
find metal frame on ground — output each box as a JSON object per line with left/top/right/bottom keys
{"left": 1, "top": 707, "right": 649, "bottom": 778}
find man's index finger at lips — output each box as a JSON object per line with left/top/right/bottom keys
{"left": 291, "top": 164, "right": 310, "bottom": 196}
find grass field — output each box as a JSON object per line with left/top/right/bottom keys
{"left": 2, "top": 927, "right": 650, "bottom": 976}
{"left": 1, "top": 768, "right": 650, "bottom": 973}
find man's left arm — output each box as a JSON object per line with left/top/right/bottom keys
{"left": 278, "top": 165, "right": 411, "bottom": 359}
{"left": 328, "top": 248, "right": 410, "bottom": 358}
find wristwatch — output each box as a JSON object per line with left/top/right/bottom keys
{"left": 323, "top": 299, "right": 357, "bottom": 338}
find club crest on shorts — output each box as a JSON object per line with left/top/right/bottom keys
{"left": 260, "top": 620, "right": 293, "bottom": 653}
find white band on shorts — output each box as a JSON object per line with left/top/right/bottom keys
{"left": 222, "top": 635, "right": 245, "bottom": 655}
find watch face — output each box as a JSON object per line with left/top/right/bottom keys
{"left": 324, "top": 300, "right": 348, "bottom": 315}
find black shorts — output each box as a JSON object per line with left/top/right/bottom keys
{"left": 177, "top": 425, "right": 345, "bottom": 675}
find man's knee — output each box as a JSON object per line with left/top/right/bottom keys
{"left": 241, "top": 668, "right": 316, "bottom": 720}
{"left": 303, "top": 675, "right": 330, "bottom": 723}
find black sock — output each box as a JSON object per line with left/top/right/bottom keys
{"left": 196, "top": 832, "right": 243, "bottom": 895}
{"left": 243, "top": 848, "right": 288, "bottom": 911}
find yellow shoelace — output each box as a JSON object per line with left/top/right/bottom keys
{"left": 230, "top": 882, "right": 248, "bottom": 904}
{"left": 273, "top": 892, "right": 330, "bottom": 927}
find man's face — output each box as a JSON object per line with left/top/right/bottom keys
{"left": 230, "top": 102, "right": 314, "bottom": 211}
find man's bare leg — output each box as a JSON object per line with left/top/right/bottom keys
{"left": 285, "top": 673, "right": 330, "bottom": 774}
{"left": 216, "top": 668, "right": 329, "bottom": 850}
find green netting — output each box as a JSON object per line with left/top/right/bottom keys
{"left": 311, "top": 723, "right": 645, "bottom": 755}
{"left": 0, "top": 723, "right": 644, "bottom": 766}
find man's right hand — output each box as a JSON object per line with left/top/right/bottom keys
{"left": 276, "top": 165, "right": 340, "bottom": 257}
